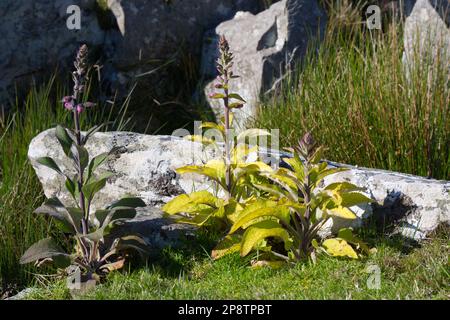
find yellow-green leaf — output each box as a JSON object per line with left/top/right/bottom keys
{"left": 250, "top": 260, "right": 285, "bottom": 269}
{"left": 322, "top": 238, "right": 358, "bottom": 259}
{"left": 211, "top": 234, "right": 242, "bottom": 260}
{"left": 340, "top": 192, "right": 373, "bottom": 207}
{"left": 283, "top": 155, "right": 305, "bottom": 180}
{"left": 184, "top": 135, "right": 217, "bottom": 145}
{"left": 241, "top": 220, "right": 291, "bottom": 257}
{"left": 230, "top": 200, "right": 289, "bottom": 233}
{"left": 327, "top": 206, "right": 357, "bottom": 219}
{"left": 337, "top": 228, "right": 371, "bottom": 255}
{"left": 177, "top": 160, "right": 227, "bottom": 187}
{"left": 325, "top": 182, "right": 362, "bottom": 192}
{"left": 162, "top": 191, "right": 219, "bottom": 215}
{"left": 200, "top": 122, "right": 225, "bottom": 133}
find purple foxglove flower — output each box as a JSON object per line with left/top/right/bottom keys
{"left": 62, "top": 96, "right": 75, "bottom": 110}
{"left": 76, "top": 104, "right": 84, "bottom": 114}
{"left": 64, "top": 102, "right": 74, "bottom": 110}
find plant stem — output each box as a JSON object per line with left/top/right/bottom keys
{"left": 223, "top": 69, "right": 231, "bottom": 198}
{"left": 73, "top": 108, "right": 88, "bottom": 236}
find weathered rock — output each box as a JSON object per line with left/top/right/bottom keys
{"left": 201, "top": 0, "right": 327, "bottom": 128}
{"left": 0, "top": 0, "right": 104, "bottom": 109}
{"left": 109, "top": 0, "right": 264, "bottom": 72}
{"left": 28, "top": 128, "right": 216, "bottom": 212}
{"left": 403, "top": 0, "right": 450, "bottom": 76}
{"left": 319, "top": 162, "right": 450, "bottom": 240}
{"left": 5, "top": 288, "right": 37, "bottom": 300}
{"left": 28, "top": 129, "right": 449, "bottom": 240}
{"left": 0, "top": 0, "right": 270, "bottom": 112}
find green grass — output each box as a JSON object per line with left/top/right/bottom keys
{"left": 0, "top": 76, "right": 135, "bottom": 293}
{"left": 25, "top": 226, "right": 449, "bottom": 300}
{"left": 254, "top": 20, "right": 449, "bottom": 180}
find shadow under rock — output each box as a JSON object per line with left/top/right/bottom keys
{"left": 106, "top": 206, "right": 219, "bottom": 277}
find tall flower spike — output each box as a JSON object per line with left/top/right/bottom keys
{"left": 296, "top": 132, "right": 317, "bottom": 158}
{"left": 72, "top": 44, "right": 89, "bottom": 98}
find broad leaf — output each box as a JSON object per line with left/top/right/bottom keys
{"left": 55, "top": 125, "right": 73, "bottom": 157}
{"left": 177, "top": 160, "right": 226, "bottom": 188}
{"left": 228, "top": 93, "right": 246, "bottom": 103}
{"left": 210, "top": 93, "right": 225, "bottom": 99}
{"left": 327, "top": 206, "right": 357, "bottom": 220}
{"left": 87, "top": 146, "right": 121, "bottom": 182}
{"left": 315, "top": 168, "right": 348, "bottom": 186}
{"left": 82, "top": 172, "right": 114, "bottom": 204}
{"left": 163, "top": 191, "right": 220, "bottom": 215}
{"left": 36, "top": 157, "right": 62, "bottom": 175}
{"left": 65, "top": 178, "right": 77, "bottom": 201}
{"left": 339, "top": 192, "right": 373, "bottom": 207}
{"left": 240, "top": 220, "right": 291, "bottom": 257}
{"left": 107, "top": 197, "right": 146, "bottom": 209}
{"left": 66, "top": 207, "right": 84, "bottom": 233}
{"left": 322, "top": 238, "right": 358, "bottom": 259}
{"left": 325, "top": 182, "right": 363, "bottom": 192}
{"left": 95, "top": 206, "right": 138, "bottom": 228}
{"left": 337, "top": 228, "right": 371, "bottom": 255}
{"left": 71, "top": 144, "right": 89, "bottom": 174}
{"left": 20, "top": 238, "right": 71, "bottom": 267}
{"left": 34, "top": 198, "right": 76, "bottom": 233}
{"left": 200, "top": 122, "right": 225, "bottom": 134}
{"left": 230, "top": 200, "right": 290, "bottom": 233}
{"left": 82, "top": 123, "right": 106, "bottom": 145}
{"left": 211, "top": 234, "right": 242, "bottom": 260}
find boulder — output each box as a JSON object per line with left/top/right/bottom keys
{"left": 0, "top": 0, "right": 268, "bottom": 112}
{"left": 28, "top": 129, "right": 449, "bottom": 240}
{"left": 0, "top": 0, "right": 104, "bottom": 109}
{"left": 28, "top": 128, "right": 217, "bottom": 211}
{"left": 319, "top": 161, "right": 450, "bottom": 240}
{"left": 201, "top": 0, "right": 327, "bottom": 128}
{"left": 403, "top": 0, "right": 450, "bottom": 76}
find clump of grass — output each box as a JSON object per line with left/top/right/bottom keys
{"left": 254, "top": 18, "right": 449, "bottom": 180}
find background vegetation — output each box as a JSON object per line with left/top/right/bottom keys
{"left": 255, "top": 1, "right": 449, "bottom": 180}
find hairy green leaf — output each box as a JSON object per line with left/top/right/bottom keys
{"left": 20, "top": 238, "right": 71, "bottom": 267}
{"left": 241, "top": 220, "right": 291, "bottom": 257}
{"left": 107, "top": 197, "right": 146, "bottom": 209}
{"left": 36, "top": 157, "right": 63, "bottom": 175}
{"left": 55, "top": 125, "right": 73, "bottom": 157}
{"left": 228, "top": 93, "right": 246, "bottom": 103}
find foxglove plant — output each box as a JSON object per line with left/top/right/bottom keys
{"left": 163, "top": 36, "right": 271, "bottom": 233}
{"left": 221, "top": 132, "right": 374, "bottom": 265}
{"left": 20, "top": 45, "right": 147, "bottom": 287}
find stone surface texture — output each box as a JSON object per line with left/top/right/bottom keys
{"left": 403, "top": 0, "right": 450, "bottom": 75}
{"left": 29, "top": 129, "right": 449, "bottom": 240}
{"left": 201, "top": 0, "right": 327, "bottom": 128}
{"left": 0, "top": 0, "right": 268, "bottom": 110}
